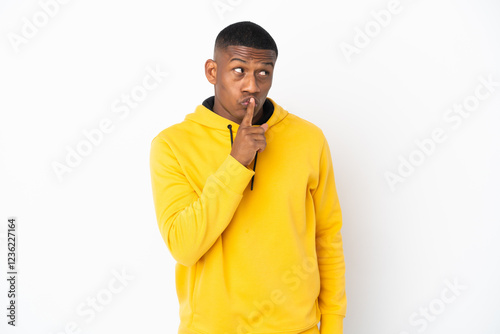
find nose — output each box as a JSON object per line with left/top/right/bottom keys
{"left": 242, "top": 73, "right": 260, "bottom": 94}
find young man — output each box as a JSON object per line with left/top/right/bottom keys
{"left": 150, "top": 21, "right": 346, "bottom": 334}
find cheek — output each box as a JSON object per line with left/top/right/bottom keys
{"left": 221, "top": 79, "right": 240, "bottom": 97}
{"left": 263, "top": 76, "right": 273, "bottom": 87}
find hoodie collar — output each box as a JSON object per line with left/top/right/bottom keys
{"left": 201, "top": 96, "right": 274, "bottom": 126}
{"left": 185, "top": 96, "right": 288, "bottom": 131}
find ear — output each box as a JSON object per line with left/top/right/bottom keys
{"left": 205, "top": 59, "right": 217, "bottom": 85}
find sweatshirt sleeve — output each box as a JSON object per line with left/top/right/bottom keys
{"left": 313, "top": 136, "right": 346, "bottom": 334}
{"left": 149, "top": 136, "right": 255, "bottom": 267}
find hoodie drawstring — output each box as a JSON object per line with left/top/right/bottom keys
{"left": 227, "top": 124, "right": 257, "bottom": 191}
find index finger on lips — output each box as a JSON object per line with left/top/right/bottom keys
{"left": 241, "top": 97, "right": 255, "bottom": 128}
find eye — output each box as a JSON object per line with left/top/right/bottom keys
{"left": 234, "top": 67, "right": 243, "bottom": 74}
{"left": 259, "top": 70, "right": 269, "bottom": 76}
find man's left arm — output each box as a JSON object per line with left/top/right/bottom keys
{"left": 313, "top": 135, "right": 347, "bottom": 334}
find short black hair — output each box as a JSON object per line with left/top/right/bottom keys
{"left": 214, "top": 21, "right": 278, "bottom": 58}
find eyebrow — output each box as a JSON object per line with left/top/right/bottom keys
{"left": 229, "top": 58, "right": 274, "bottom": 68}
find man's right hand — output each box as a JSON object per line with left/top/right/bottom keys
{"left": 230, "top": 97, "right": 269, "bottom": 167}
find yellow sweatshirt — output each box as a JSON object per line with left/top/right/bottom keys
{"left": 150, "top": 97, "right": 346, "bottom": 334}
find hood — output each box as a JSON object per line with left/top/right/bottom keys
{"left": 185, "top": 96, "right": 289, "bottom": 191}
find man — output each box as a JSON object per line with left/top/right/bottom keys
{"left": 150, "top": 21, "right": 346, "bottom": 334}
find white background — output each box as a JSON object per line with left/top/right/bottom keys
{"left": 1, "top": 0, "right": 499, "bottom": 333}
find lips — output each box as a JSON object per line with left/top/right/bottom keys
{"left": 241, "top": 97, "right": 258, "bottom": 107}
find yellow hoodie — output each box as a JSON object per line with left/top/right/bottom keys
{"left": 150, "top": 97, "right": 346, "bottom": 334}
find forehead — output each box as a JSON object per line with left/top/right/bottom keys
{"left": 217, "top": 45, "right": 277, "bottom": 63}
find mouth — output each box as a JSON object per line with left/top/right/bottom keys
{"left": 240, "top": 97, "right": 258, "bottom": 107}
